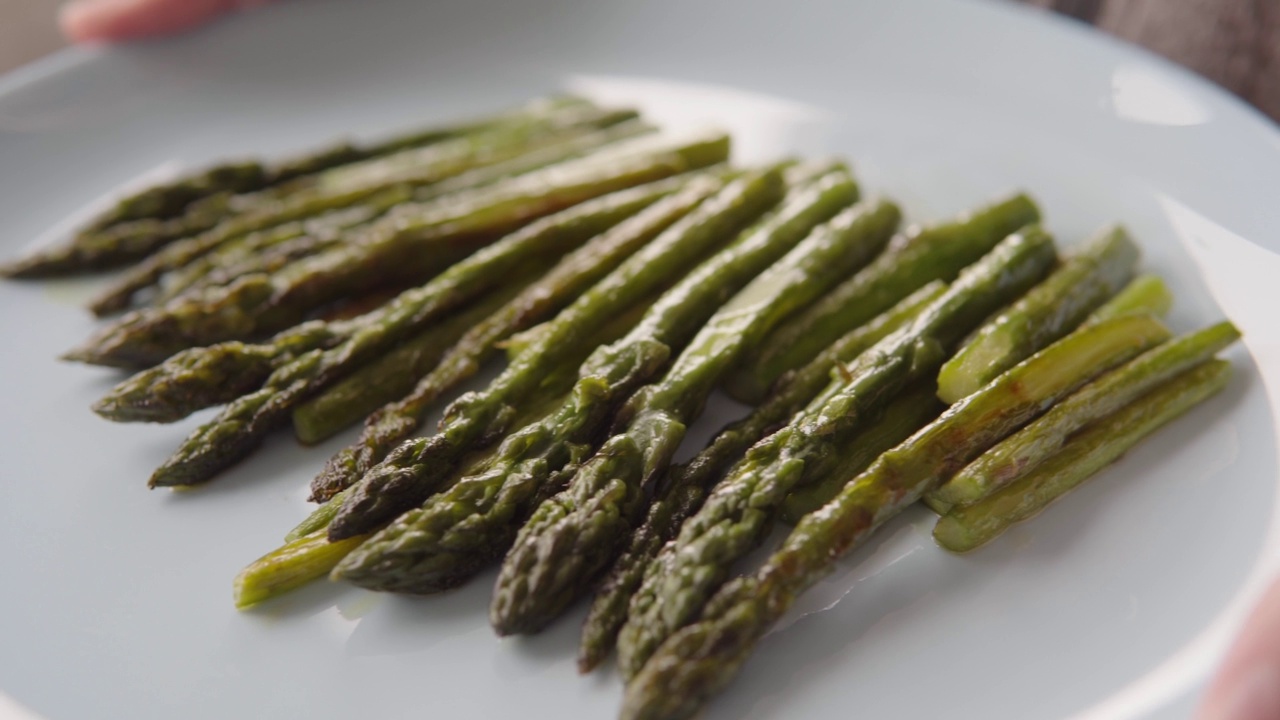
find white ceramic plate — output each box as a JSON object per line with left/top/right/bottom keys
{"left": 2, "top": 1, "right": 1279, "bottom": 718}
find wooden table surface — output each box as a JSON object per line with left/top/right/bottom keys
{"left": 0, "top": 0, "right": 1277, "bottom": 123}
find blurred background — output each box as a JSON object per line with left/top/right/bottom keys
{"left": 1, "top": 0, "right": 62, "bottom": 73}
{"left": 1, "top": 0, "right": 1275, "bottom": 121}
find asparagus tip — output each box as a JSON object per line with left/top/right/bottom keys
{"left": 576, "top": 654, "right": 601, "bottom": 675}
{"left": 60, "top": 345, "right": 136, "bottom": 368}
{"left": 90, "top": 397, "right": 120, "bottom": 419}
{"left": 0, "top": 259, "right": 32, "bottom": 278}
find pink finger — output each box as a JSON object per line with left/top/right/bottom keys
{"left": 1197, "top": 574, "right": 1280, "bottom": 720}
{"left": 60, "top": 0, "right": 260, "bottom": 43}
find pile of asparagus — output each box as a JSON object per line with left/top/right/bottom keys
{"left": 6, "top": 95, "right": 1240, "bottom": 720}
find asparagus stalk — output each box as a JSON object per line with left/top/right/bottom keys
{"left": 290, "top": 274, "right": 541, "bottom": 445}
{"left": 0, "top": 163, "right": 268, "bottom": 278}
{"left": 284, "top": 307, "right": 642, "bottom": 546}
{"left": 324, "top": 168, "right": 782, "bottom": 541}
{"left": 1088, "top": 273, "right": 1174, "bottom": 323}
{"left": 233, "top": 530, "right": 371, "bottom": 610}
{"left": 619, "top": 313, "right": 1173, "bottom": 720}
{"left": 780, "top": 384, "right": 942, "bottom": 522}
{"left": 86, "top": 105, "right": 641, "bottom": 316}
{"left": 613, "top": 228, "right": 1060, "bottom": 679}
{"left": 487, "top": 195, "right": 901, "bottom": 636}
{"left": 144, "top": 144, "right": 728, "bottom": 487}
{"left": 92, "top": 161, "right": 712, "bottom": 424}
{"left": 3, "top": 96, "right": 592, "bottom": 279}
{"left": 934, "top": 359, "right": 1232, "bottom": 552}
{"left": 927, "top": 321, "right": 1240, "bottom": 511}
{"left": 305, "top": 170, "right": 737, "bottom": 502}
{"left": 92, "top": 320, "right": 346, "bottom": 423}
{"left": 152, "top": 188, "right": 412, "bottom": 305}
{"left": 329, "top": 174, "right": 867, "bottom": 599}
{"left": 576, "top": 280, "right": 947, "bottom": 673}
{"left": 161, "top": 122, "right": 655, "bottom": 306}
{"left": 724, "top": 193, "right": 1041, "bottom": 403}
{"left": 936, "top": 225, "right": 1140, "bottom": 403}
{"left": 295, "top": 287, "right": 656, "bottom": 541}
{"left": 236, "top": 358, "right": 590, "bottom": 607}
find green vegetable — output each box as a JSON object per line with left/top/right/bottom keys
{"left": 290, "top": 277, "right": 537, "bottom": 445}
{"left": 151, "top": 191, "right": 409, "bottom": 305}
{"left": 614, "top": 228, "right": 1060, "bottom": 679}
{"left": 144, "top": 140, "right": 728, "bottom": 487}
{"left": 161, "top": 122, "right": 653, "bottom": 305}
{"left": 927, "top": 321, "right": 1240, "bottom": 512}
{"left": 92, "top": 156, "right": 710, "bottom": 423}
{"left": 233, "top": 531, "right": 371, "bottom": 610}
{"left": 936, "top": 225, "right": 1140, "bottom": 403}
{"left": 0, "top": 163, "right": 267, "bottom": 278}
{"left": 239, "top": 364, "right": 588, "bottom": 606}
{"left": 1088, "top": 273, "right": 1174, "bottom": 323}
{"left": 332, "top": 174, "right": 867, "bottom": 601}
{"left": 7, "top": 96, "right": 596, "bottom": 281}
{"left": 323, "top": 166, "right": 779, "bottom": 540}
{"left": 91, "top": 320, "right": 346, "bottom": 423}
{"left": 618, "top": 313, "right": 1173, "bottom": 720}
{"left": 486, "top": 191, "right": 896, "bottom": 636}
{"left": 780, "top": 384, "right": 942, "bottom": 522}
{"left": 305, "top": 172, "right": 730, "bottom": 503}
{"left": 577, "top": 280, "right": 946, "bottom": 673}
{"left": 934, "top": 359, "right": 1231, "bottom": 552}
{"left": 725, "top": 193, "right": 1041, "bottom": 403}
{"left": 85, "top": 105, "right": 642, "bottom": 316}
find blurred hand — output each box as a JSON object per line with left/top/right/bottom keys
{"left": 1197, "top": 574, "right": 1280, "bottom": 720}
{"left": 60, "top": 0, "right": 275, "bottom": 43}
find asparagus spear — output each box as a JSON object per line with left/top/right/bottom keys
{"left": 324, "top": 168, "right": 782, "bottom": 541}
{"left": 780, "top": 384, "right": 942, "bottom": 522}
{"left": 576, "top": 281, "right": 947, "bottom": 673}
{"left": 92, "top": 158, "right": 714, "bottom": 424}
{"left": 86, "top": 106, "right": 641, "bottom": 316}
{"left": 619, "top": 313, "right": 1173, "bottom": 720}
{"left": 724, "top": 193, "right": 1041, "bottom": 404}
{"left": 0, "top": 163, "right": 267, "bottom": 278}
{"left": 1088, "top": 273, "right": 1174, "bottom": 323}
{"left": 927, "top": 321, "right": 1240, "bottom": 511}
{"left": 151, "top": 189, "right": 412, "bottom": 305}
{"left": 92, "top": 320, "right": 346, "bottom": 423}
{"left": 72, "top": 223, "right": 488, "bottom": 371}
{"left": 161, "top": 123, "right": 656, "bottom": 306}
{"left": 302, "top": 164, "right": 776, "bottom": 500}
{"left": 233, "top": 530, "right": 371, "bottom": 610}
{"left": 329, "top": 175, "right": 867, "bottom": 597}
{"left": 290, "top": 273, "right": 543, "bottom": 445}
{"left": 487, "top": 195, "right": 898, "bottom": 635}
{"left": 613, "top": 228, "right": 1060, "bottom": 679}
{"left": 143, "top": 151, "right": 727, "bottom": 488}
{"left": 934, "top": 359, "right": 1232, "bottom": 552}
{"left": 237, "top": 359, "right": 594, "bottom": 608}
{"left": 3, "top": 96, "right": 591, "bottom": 279}
{"left": 269, "top": 95, "right": 597, "bottom": 181}
{"left": 936, "top": 226, "right": 1140, "bottom": 403}
{"left": 305, "top": 170, "right": 738, "bottom": 502}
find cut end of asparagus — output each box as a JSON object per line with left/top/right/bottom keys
{"left": 233, "top": 530, "right": 369, "bottom": 610}
{"left": 936, "top": 330, "right": 1016, "bottom": 404}
{"left": 931, "top": 516, "right": 981, "bottom": 553}
{"left": 933, "top": 357, "right": 1232, "bottom": 552}
{"left": 1090, "top": 273, "right": 1174, "bottom": 323}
